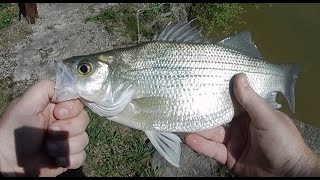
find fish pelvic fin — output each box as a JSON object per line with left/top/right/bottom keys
{"left": 145, "top": 131, "right": 181, "bottom": 168}
{"left": 281, "top": 64, "right": 301, "bottom": 113}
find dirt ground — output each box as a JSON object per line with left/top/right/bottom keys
{"left": 1, "top": 3, "right": 319, "bottom": 177}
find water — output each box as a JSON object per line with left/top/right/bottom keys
{"left": 226, "top": 3, "right": 320, "bottom": 127}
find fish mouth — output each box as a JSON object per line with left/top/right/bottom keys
{"left": 52, "top": 60, "right": 79, "bottom": 103}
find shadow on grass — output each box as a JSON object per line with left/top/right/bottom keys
{"left": 0, "top": 126, "right": 85, "bottom": 177}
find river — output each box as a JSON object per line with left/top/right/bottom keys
{"left": 8, "top": 3, "right": 317, "bottom": 128}
{"left": 230, "top": 3, "right": 320, "bottom": 128}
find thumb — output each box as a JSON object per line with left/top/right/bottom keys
{"left": 19, "top": 80, "right": 55, "bottom": 113}
{"left": 233, "top": 73, "right": 277, "bottom": 124}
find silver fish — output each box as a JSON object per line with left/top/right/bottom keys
{"left": 53, "top": 19, "right": 301, "bottom": 167}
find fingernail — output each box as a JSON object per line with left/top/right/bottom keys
{"left": 193, "top": 138, "right": 198, "bottom": 145}
{"left": 59, "top": 108, "right": 68, "bottom": 118}
{"left": 50, "top": 125, "right": 60, "bottom": 132}
{"left": 191, "top": 135, "right": 200, "bottom": 145}
{"left": 55, "top": 157, "right": 67, "bottom": 166}
{"left": 50, "top": 125, "right": 60, "bottom": 131}
{"left": 241, "top": 75, "right": 249, "bottom": 88}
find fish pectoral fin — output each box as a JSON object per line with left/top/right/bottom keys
{"left": 85, "top": 102, "right": 122, "bottom": 118}
{"left": 145, "top": 131, "right": 181, "bottom": 167}
{"left": 217, "top": 31, "right": 264, "bottom": 59}
{"left": 86, "top": 82, "right": 136, "bottom": 117}
{"left": 111, "top": 81, "right": 136, "bottom": 104}
{"left": 153, "top": 18, "right": 212, "bottom": 44}
{"left": 265, "top": 92, "right": 282, "bottom": 109}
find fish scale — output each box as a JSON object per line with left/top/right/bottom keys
{"left": 122, "top": 42, "right": 282, "bottom": 98}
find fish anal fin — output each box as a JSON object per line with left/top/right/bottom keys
{"left": 145, "top": 131, "right": 181, "bottom": 167}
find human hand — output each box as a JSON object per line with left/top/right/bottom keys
{"left": 0, "top": 80, "right": 89, "bottom": 177}
{"left": 185, "top": 73, "right": 320, "bottom": 176}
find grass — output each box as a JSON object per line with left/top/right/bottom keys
{"left": 216, "top": 164, "right": 234, "bottom": 177}
{"left": 0, "top": 3, "right": 17, "bottom": 30}
{"left": 0, "top": 88, "right": 10, "bottom": 115}
{"left": 192, "top": 3, "right": 245, "bottom": 37}
{"left": 0, "top": 78, "right": 13, "bottom": 115}
{"left": 85, "top": 4, "right": 138, "bottom": 42}
{"left": 191, "top": 3, "right": 272, "bottom": 39}
{"left": 81, "top": 108, "right": 159, "bottom": 177}
{"left": 85, "top": 3, "right": 187, "bottom": 43}
{"left": 0, "top": 3, "right": 31, "bottom": 47}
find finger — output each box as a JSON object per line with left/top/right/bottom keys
{"left": 185, "top": 134, "right": 227, "bottom": 165}
{"left": 19, "top": 80, "right": 55, "bottom": 112}
{"left": 55, "top": 151, "right": 86, "bottom": 169}
{"left": 48, "top": 110, "right": 89, "bottom": 139}
{"left": 195, "top": 126, "right": 229, "bottom": 144}
{"left": 53, "top": 99, "right": 83, "bottom": 120}
{"left": 233, "top": 73, "right": 277, "bottom": 124}
{"left": 46, "top": 132, "right": 89, "bottom": 157}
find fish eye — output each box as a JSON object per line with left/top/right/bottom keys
{"left": 77, "top": 61, "right": 93, "bottom": 75}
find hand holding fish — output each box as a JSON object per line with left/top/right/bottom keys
{"left": 0, "top": 80, "right": 89, "bottom": 177}
{"left": 185, "top": 73, "right": 320, "bottom": 177}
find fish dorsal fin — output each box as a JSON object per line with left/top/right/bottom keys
{"left": 217, "top": 31, "right": 264, "bottom": 59}
{"left": 145, "top": 131, "right": 181, "bottom": 167}
{"left": 153, "top": 19, "right": 212, "bottom": 44}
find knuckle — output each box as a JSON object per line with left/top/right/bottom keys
{"left": 71, "top": 152, "right": 86, "bottom": 169}
{"left": 83, "top": 110, "right": 90, "bottom": 122}
{"left": 83, "top": 133, "right": 89, "bottom": 147}
{"left": 58, "top": 120, "right": 72, "bottom": 132}
{"left": 79, "top": 111, "right": 90, "bottom": 128}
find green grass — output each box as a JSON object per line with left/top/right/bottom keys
{"left": 0, "top": 3, "right": 17, "bottom": 30}
{"left": 82, "top": 108, "right": 159, "bottom": 177}
{"left": 191, "top": 3, "right": 246, "bottom": 38}
{"left": 191, "top": 3, "right": 272, "bottom": 38}
{"left": 85, "top": 9, "right": 119, "bottom": 24}
{"left": 0, "top": 3, "right": 34, "bottom": 45}
{"left": 86, "top": 3, "right": 272, "bottom": 44}
{"left": 0, "top": 88, "right": 10, "bottom": 115}
{"left": 85, "top": 5, "right": 138, "bottom": 41}
{"left": 216, "top": 164, "right": 234, "bottom": 177}
{"left": 85, "top": 4, "right": 182, "bottom": 43}
{"left": 0, "top": 78, "right": 13, "bottom": 115}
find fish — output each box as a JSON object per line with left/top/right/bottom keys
{"left": 52, "top": 19, "right": 301, "bottom": 167}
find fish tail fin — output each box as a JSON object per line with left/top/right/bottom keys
{"left": 281, "top": 64, "right": 301, "bottom": 113}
